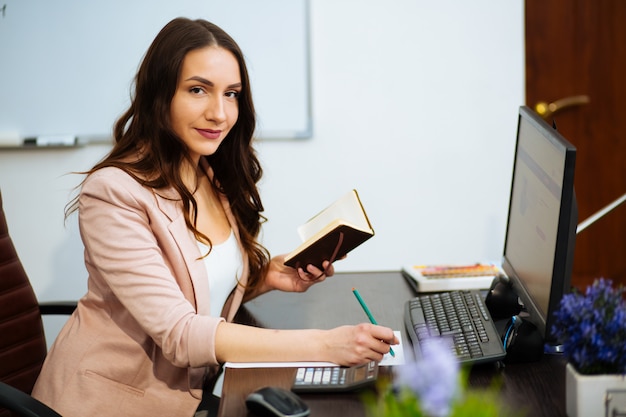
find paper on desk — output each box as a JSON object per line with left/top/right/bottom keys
{"left": 223, "top": 331, "right": 405, "bottom": 369}
{"left": 383, "top": 331, "right": 406, "bottom": 365}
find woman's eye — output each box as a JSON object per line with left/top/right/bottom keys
{"left": 225, "top": 91, "right": 240, "bottom": 99}
{"left": 190, "top": 87, "right": 204, "bottom": 95}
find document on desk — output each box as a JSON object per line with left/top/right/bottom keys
{"left": 224, "top": 331, "right": 405, "bottom": 369}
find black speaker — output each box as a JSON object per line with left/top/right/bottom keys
{"left": 484, "top": 275, "right": 522, "bottom": 320}
{"left": 501, "top": 315, "right": 544, "bottom": 363}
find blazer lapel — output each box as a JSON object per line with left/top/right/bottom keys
{"left": 153, "top": 189, "right": 211, "bottom": 315}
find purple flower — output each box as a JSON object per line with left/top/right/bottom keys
{"left": 552, "top": 278, "right": 626, "bottom": 374}
{"left": 395, "top": 337, "right": 460, "bottom": 417}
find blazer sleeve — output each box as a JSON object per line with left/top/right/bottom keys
{"left": 79, "top": 169, "right": 225, "bottom": 368}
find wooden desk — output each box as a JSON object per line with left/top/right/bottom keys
{"left": 217, "top": 271, "right": 566, "bottom": 417}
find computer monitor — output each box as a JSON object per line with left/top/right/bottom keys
{"left": 501, "top": 106, "right": 577, "bottom": 349}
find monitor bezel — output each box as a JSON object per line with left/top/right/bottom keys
{"left": 501, "top": 106, "right": 577, "bottom": 346}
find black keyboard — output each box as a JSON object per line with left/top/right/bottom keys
{"left": 404, "top": 290, "right": 506, "bottom": 364}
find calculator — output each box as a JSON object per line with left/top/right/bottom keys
{"left": 291, "top": 361, "right": 378, "bottom": 392}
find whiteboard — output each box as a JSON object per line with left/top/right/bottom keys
{"left": 0, "top": 0, "right": 311, "bottom": 140}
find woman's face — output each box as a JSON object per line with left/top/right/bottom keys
{"left": 170, "top": 46, "right": 241, "bottom": 164}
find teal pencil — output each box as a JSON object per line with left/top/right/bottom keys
{"left": 351, "top": 287, "right": 395, "bottom": 357}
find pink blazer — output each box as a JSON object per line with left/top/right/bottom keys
{"left": 32, "top": 164, "right": 249, "bottom": 417}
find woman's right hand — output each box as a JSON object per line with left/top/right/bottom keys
{"left": 324, "top": 323, "right": 398, "bottom": 366}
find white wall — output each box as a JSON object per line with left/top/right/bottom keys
{"left": 259, "top": 0, "right": 525, "bottom": 269}
{"left": 0, "top": 0, "right": 524, "bottom": 341}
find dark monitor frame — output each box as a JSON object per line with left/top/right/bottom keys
{"left": 501, "top": 106, "right": 577, "bottom": 348}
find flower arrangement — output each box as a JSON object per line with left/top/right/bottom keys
{"left": 362, "top": 338, "right": 522, "bottom": 417}
{"left": 551, "top": 278, "right": 626, "bottom": 375}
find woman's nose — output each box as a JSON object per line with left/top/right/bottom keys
{"left": 205, "top": 96, "right": 226, "bottom": 123}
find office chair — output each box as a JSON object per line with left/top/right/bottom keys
{"left": 0, "top": 189, "right": 76, "bottom": 417}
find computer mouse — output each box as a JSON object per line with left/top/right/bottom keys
{"left": 245, "top": 386, "right": 310, "bottom": 417}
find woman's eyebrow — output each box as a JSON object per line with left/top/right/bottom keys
{"left": 185, "top": 76, "right": 241, "bottom": 89}
{"left": 186, "top": 76, "right": 213, "bottom": 86}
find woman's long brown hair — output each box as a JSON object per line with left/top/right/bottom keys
{"left": 66, "top": 18, "right": 269, "bottom": 293}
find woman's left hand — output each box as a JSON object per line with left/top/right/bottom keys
{"left": 263, "top": 255, "right": 335, "bottom": 293}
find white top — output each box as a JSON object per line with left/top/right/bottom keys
{"left": 197, "top": 230, "right": 242, "bottom": 318}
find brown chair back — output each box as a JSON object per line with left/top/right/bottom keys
{"left": 0, "top": 190, "right": 48, "bottom": 416}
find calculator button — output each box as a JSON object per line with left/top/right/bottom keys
{"left": 295, "top": 368, "right": 306, "bottom": 382}
{"left": 321, "top": 368, "right": 332, "bottom": 384}
{"left": 366, "top": 361, "right": 376, "bottom": 379}
{"left": 313, "top": 368, "right": 323, "bottom": 384}
{"left": 339, "top": 368, "right": 347, "bottom": 384}
{"left": 304, "top": 368, "right": 314, "bottom": 384}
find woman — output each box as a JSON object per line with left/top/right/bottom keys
{"left": 31, "top": 17, "right": 397, "bottom": 417}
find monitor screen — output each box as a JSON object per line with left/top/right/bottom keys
{"left": 501, "top": 106, "right": 577, "bottom": 347}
